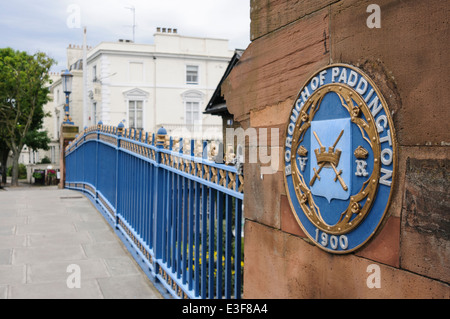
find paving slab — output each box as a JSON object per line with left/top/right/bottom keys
{"left": 0, "top": 285, "right": 7, "bottom": 299}
{"left": 16, "top": 222, "right": 77, "bottom": 235}
{"left": 27, "top": 259, "right": 110, "bottom": 284}
{"left": 87, "top": 229, "right": 118, "bottom": 243}
{"left": 97, "top": 275, "right": 162, "bottom": 299}
{"left": 9, "top": 280, "right": 104, "bottom": 299}
{"left": 0, "top": 249, "right": 12, "bottom": 265}
{"left": 0, "top": 224, "right": 15, "bottom": 236}
{"left": 82, "top": 242, "right": 128, "bottom": 259}
{"left": 0, "top": 186, "right": 163, "bottom": 299}
{"left": 103, "top": 257, "right": 141, "bottom": 277}
{"left": 0, "top": 265, "right": 26, "bottom": 285}
{"left": 12, "top": 245, "right": 87, "bottom": 264}
{"left": 0, "top": 235, "right": 26, "bottom": 249}
{"left": 28, "top": 231, "right": 92, "bottom": 247}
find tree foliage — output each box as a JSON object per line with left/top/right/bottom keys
{"left": 0, "top": 48, "right": 55, "bottom": 186}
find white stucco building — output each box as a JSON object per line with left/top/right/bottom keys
{"left": 38, "top": 28, "right": 235, "bottom": 166}
{"left": 85, "top": 28, "right": 234, "bottom": 139}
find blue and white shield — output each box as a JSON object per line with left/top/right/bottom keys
{"left": 309, "top": 118, "right": 351, "bottom": 202}
{"left": 284, "top": 64, "right": 397, "bottom": 254}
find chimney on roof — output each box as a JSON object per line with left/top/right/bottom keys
{"left": 156, "top": 27, "right": 178, "bottom": 34}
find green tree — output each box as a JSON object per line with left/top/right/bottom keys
{"left": 24, "top": 129, "right": 51, "bottom": 153}
{"left": 0, "top": 48, "right": 55, "bottom": 186}
{"left": 0, "top": 135, "right": 8, "bottom": 186}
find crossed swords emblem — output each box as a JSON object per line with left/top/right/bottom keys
{"left": 309, "top": 130, "right": 348, "bottom": 191}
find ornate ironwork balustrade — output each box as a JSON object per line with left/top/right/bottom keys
{"left": 64, "top": 124, "right": 244, "bottom": 299}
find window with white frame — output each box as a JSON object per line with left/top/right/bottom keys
{"left": 129, "top": 100, "right": 143, "bottom": 130}
{"left": 123, "top": 88, "right": 149, "bottom": 131}
{"left": 51, "top": 146, "right": 56, "bottom": 163}
{"left": 182, "top": 90, "right": 204, "bottom": 128}
{"left": 186, "top": 65, "right": 199, "bottom": 84}
{"left": 92, "top": 102, "right": 97, "bottom": 125}
{"left": 92, "top": 65, "right": 97, "bottom": 82}
{"left": 185, "top": 101, "right": 201, "bottom": 126}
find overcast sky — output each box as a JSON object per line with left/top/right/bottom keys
{"left": 0, "top": 0, "right": 251, "bottom": 72}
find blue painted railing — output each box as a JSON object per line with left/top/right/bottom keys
{"left": 64, "top": 124, "right": 244, "bottom": 299}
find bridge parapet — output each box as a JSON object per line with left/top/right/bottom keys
{"left": 65, "top": 123, "right": 244, "bottom": 299}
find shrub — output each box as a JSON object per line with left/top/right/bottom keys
{"left": 47, "top": 169, "right": 56, "bottom": 177}
{"left": 7, "top": 164, "right": 27, "bottom": 179}
{"left": 33, "top": 172, "right": 43, "bottom": 179}
{"left": 41, "top": 156, "right": 51, "bottom": 164}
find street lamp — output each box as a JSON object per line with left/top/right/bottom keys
{"left": 61, "top": 69, "right": 74, "bottom": 125}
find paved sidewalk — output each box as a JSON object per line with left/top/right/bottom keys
{"left": 0, "top": 185, "right": 163, "bottom": 299}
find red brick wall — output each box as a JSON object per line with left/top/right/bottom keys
{"left": 223, "top": 0, "right": 449, "bottom": 298}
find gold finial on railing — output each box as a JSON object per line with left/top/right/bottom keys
{"left": 183, "top": 139, "right": 191, "bottom": 155}
{"left": 164, "top": 135, "right": 170, "bottom": 149}
{"left": 208, "top": 141, "right": 218, "bottom": 161}
{"left": 117, "top": 122, "right": 125, "bottom": 136}
{"left": 156, "top": 127, "right": 167, "bottom": 147}
{"left": 173, "top": 138, "right": 180, "bottom": 152}
{"left": 195, "top": 140, "right": 203, "bottom": 157}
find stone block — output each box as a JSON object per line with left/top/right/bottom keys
{"left": 250, "top": 0, "right": 336, "bottom": 40}
{"left": 401, "top": 158, "right": 450, "bottom": 283}
{"left": 244, "top": 163, "right": 283, "bottom": 229}
{"left": 249, "top": 99, "right": 293, "bottom": 128}
{"left": 280, "top": 194, "right": 305, "bottom": 238}
{"left": 355, "top": 216, "right": 400, "bottom": 268}
{"left": 244, "top": 220, "right": 450, "bottom": 298}
{"left": 331, "top": 0, "right": 450, "bottom": 146}
{"left": 223, "top": 8, "right": 330, "bottom": 121}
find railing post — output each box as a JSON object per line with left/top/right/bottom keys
{"left": 95, "top": 121, "right": 103, "bottom": 200}
{"left": 154, "top": 127, "right": 167, "bottom": 263}
{"left": 201, "top": 140, "right": 208, "bottom": 298}
{"left": 115, "top": 122, "right": 124, "bottom": 227}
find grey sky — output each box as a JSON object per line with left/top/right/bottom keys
{"left": 0, "top": 0, "right": 251, "bottom": 72}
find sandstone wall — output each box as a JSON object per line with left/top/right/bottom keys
{"left": 222, "top": 0, "right": 449, "bottom": 298}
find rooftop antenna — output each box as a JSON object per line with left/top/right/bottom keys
{"left": 125, "top": 5, "right": 136, "bottom": 42}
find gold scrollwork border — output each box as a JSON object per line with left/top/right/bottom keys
{"left": 283, "top": 63, "right": 398, "bottom": 253}
{"left": 290, "top": 83, "right": 380, "bottom": 235}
